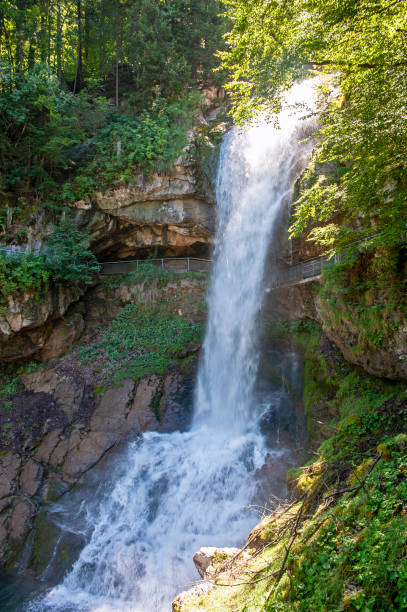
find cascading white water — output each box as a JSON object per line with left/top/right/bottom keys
{"left": 29, "top": 80, "right": 317, "bottom": 612}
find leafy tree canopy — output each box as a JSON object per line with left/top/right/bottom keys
{"left": 220, "top": 0, "right": 407, "bottom": 265}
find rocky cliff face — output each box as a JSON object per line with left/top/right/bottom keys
{"left": 265, "top": 210, "right": 407, "bottom": 382}
{"left": 0, "top": 286, "right": 87, "bottom": 362}
{"left": 0, "top": 156, "right": 216, "bottom": 363}
{"left": 71, "top": 163, "right": 215, "bottom": 260}
{"left": 0, "top": 275, "right": 206, "bottom": 573}
{"left": 267, "top": 278, "right": 407, "bottom": 381}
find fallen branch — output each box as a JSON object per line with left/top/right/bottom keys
{"left": 326, "top": 453, "right": 382, "bottom": 500}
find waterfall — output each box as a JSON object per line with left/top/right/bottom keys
{"left": 29, "top": 80, "right": 317, "bottom": 612}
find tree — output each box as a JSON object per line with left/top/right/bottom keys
{"left": 220, "top": 0, "right": 407, "bottom": 260}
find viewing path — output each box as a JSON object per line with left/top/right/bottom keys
{"left": 100, "top": 255, "right": 334, "bottom": 288}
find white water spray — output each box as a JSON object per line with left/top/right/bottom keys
{"left": 30, "top": 80, "right": 317, "bottom": 612}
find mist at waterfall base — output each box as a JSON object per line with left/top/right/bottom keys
{"left": 2, "top": 80, "right": 318, "bottom": 612}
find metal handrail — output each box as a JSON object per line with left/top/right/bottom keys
{"left": 100, "top": 257, "right": 212, "bottom": 275}
{"left": 101, "top": 257, "right": 212, "bottom": 265}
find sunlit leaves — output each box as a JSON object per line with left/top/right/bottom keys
{"left": 220, "top": 0, "right": 407, "bottom": 259}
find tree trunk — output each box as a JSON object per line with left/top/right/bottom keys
{"left": 115, "top": 0, "right": 119, "bottom": 107}
{"left": 73, "top": 0, "right": 83, "bottom": 93}
{"left": 56, "top": 0, "right": 62, "bottom": 81}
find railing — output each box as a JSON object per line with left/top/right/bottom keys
{"left": 100, "top": 257, "right": 212, "bottom": 275}
{"left": 270, "top": 253, "right": 345, "bottom": 289}
{"left": 100, "top": 254, "right": 331, "bottom": 285}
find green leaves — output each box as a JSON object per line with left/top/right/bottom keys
{"left": 0, "top": 63, "right": 201, "bottom": 214}
{"left": 78, "top": 302, "right": 203, "bottom": 383}
{"left": 221, "top": 0, "right": 407, "bottom": 262}
{"left": 0, "top": 218, "right": 99, "bottom": 298}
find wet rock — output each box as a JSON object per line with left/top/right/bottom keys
{"left": 68, "top": 429, "right": 82, "bottom": 450}
{"left": 90, "top": 379, "right": 135, "bottom": 433}
{"left": 126, "top": 376, "right": 161, "bottom": 431}
{"left": 41, "top": 477, "right": 70, "bottom": 504}
{"left": 9, "top": 500, "right": 31, "bottom": 541}
{"left": 19, "top": 459, "right": 43, "bottom": 497}
{"left": 49, "top": 438, "right": 70, "bottom": 468}
{"left": 35, "top": 429, "right": 63, "bottom": 463}
{"left": 0, "top": 452, "right": 20, "bottom": 499}
{"left": 40, "top": 312, "right": 85, "bottom": 361}
{"left": 53, "top": 377, "right": 85, "bottom": 420}
{"left": 62, "top": 431, "right": 118, "bottom": 480}
{"left": 0, "top": 496, "right": 14, "bottom": 513}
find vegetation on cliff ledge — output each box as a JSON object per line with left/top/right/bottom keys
{"left": 182, "top": 322, "right": 407, "bottom": 611}
{"left": 0, "top": 0, "right": 227, "bottom": 238}
{"left": 0, "top": 218, "right": 99, "bottom": 300}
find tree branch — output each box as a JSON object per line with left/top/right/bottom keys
{"left": 308, "top": 60, "right": 407, "bottom": 70}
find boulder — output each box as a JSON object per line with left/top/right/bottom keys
{"left": 193, "top": 547, "right": 243, "bottom": 579}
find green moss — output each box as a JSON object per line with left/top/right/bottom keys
{"left": 150, "top": 389, "right": 163, "bottom": 421}
{"left": 28, "top": 510, "right": 61, "bottom": 576}
{"left": 93, "top": 385, "right": 105, "bottom": 398}
{"left": 319, "top": 257, "right": 407, "bottom": 354}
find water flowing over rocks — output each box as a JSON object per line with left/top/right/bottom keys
{"left": 0, "top": 277, "right": 204, "bottom": 574}
{"left": 0, "top": 366, "right": 194, "bottom": 571}
{"left": 8, "top": 81, "right": 316, "bottom": 612}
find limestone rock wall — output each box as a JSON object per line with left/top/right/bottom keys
{"left": 0, "top": 366, "right": 193, "bottom": 572}
{"left": 0, "top": 286, "right": 87, "bottom": 362}
{"left": 70, "top": 164, "right": 215, "bottom": 260}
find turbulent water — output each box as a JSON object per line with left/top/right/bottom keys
{"left": 27, "top": 80, "right": 318, "bottom": 612}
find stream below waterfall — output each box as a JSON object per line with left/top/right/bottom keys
{"left": 0, "top": 80, "right": 318, "bottom": 612}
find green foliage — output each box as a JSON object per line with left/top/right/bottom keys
{"left": 318, "top": 256, "right": 406, "bottom": 355}
{"left": 77, "top": 302, "right": 203, "bottom": 383}
{"left": 0, "top": 361, "right": 42, "bottom": 402}
{"left": 0, "top": 218, "right": 99, "bottom": 298}
{"left": 278, "top": 375, "right": 407, "bottom": 612}
{"left": 0, "top": 1, "right": 226, "bottom": 100}
{"left": 0, "top": 64, "right": 201, "bottom": 216}
{"left": 190, "top": 325, "right": 406, "bottom": 611}
{"left": 220, "top": 0, "right": 407, "bottom": 259}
